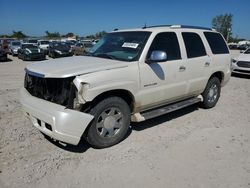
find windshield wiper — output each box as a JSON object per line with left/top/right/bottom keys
{"left": 93, "top": 53, "right": 117, "bottom": 60}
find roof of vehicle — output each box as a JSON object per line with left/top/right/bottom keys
{"left": 112, "top": 25, "right": 217, "bottom": 33}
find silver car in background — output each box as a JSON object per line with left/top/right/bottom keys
{"left": 232, "top": 48, "right": 250, "bottom": 75}
{"left": 9, "top": 41, "right": 21, "bottom": 56}
{"left": 38, "top": 40, "right": 50, "bottom": 54}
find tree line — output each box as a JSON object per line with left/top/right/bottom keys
{"left": 0, "top": 30, "right": 107, "bottom": 40}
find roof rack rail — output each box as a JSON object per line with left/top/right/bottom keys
{"left": 142, "top": 25, "right": 171, "bottom": 29}
{"left": 142, "top": 25, "right": 212, "bottom": 31}
{"left": 174, "top": 25, "right": 213, "bottom": 30}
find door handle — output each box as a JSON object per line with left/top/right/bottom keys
{"left": 205, "top": 62, "right": 210, "bottom": 67}
{"left": 179, "top": 66, "right": 186, "bottom": 72}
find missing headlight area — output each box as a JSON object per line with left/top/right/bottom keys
{"left": 24, "top": 73, "right": 76, "bottom": 108}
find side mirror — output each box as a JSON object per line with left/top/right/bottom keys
{"left": 147, "top": 50, "right": 167, "bottom": 63}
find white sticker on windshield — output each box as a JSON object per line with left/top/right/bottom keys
{"left": 122, "top": 42, "right": 139, "bottom": 49}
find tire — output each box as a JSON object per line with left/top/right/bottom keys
{"left": 201, "top": 77, "right": 221, "bottom": 109}
{"left": 86, "top": 97, "right": 131, "bottom": 148}
{"left": 23, "top": 55, "right": 27, "bottom": 61}
{"left": 52, "top": 52, "right": 56, "bottom": 58}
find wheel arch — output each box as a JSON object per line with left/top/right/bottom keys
{"left": 81, "top": 89, "right": 135, "bottom": 140}
{"left": 209, "top": 71, "right": 224, "bottom": 83}
{"left": 81, "top": 89, "right": 135, "bottom": 113}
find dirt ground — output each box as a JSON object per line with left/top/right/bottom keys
{"left": 0, "top": 51, "right": 250, "bottom": 188}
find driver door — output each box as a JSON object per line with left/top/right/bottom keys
{"left": 138, "top": 32, "right": 188, "bottom": 110}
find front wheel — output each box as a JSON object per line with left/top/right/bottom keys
{"left": 86, "top": 97, "right": 131, "bottom": 148}
{"left": 201, "top": 77, "right": 221, "bottom": 109}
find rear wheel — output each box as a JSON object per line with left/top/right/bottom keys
{"left": 86, "top": 97, "right": 131, "bottom": 148}
{"left": 201, "top": 77, "right": 221, "bottom": 109}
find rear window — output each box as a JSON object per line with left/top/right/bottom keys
{"left": 204, "top": 32, "right": 229, "bottom": 54}
{"left": 182, "top": 32, "right": 206, "bottom": 58}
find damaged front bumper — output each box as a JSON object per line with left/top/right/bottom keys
{"left": 20, "top": 88, "right": 94, "bottom": 145}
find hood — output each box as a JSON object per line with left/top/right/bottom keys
{"left": 39, "top": 44, "right": 49, "bottom": 49}
{"left": 25, "top": 56, "right": 129, "bottom": 78}
{"left": 11, "top": 46, "right": 20, "bottom": 50}
{"left": 237, "top": 53, "right": 250, "bottom": 61}
{"left": 54, "top": 45, "right": 70, "bottom": 51}
{"left": 26, "top": 48, "right": 40, "bottom": 53}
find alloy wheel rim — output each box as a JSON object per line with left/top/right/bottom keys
{"left": 208, "top": 84, "right": 218, "bottom": 103}
{"left": 96, "top": 107, "right": 123, "bottom": 138}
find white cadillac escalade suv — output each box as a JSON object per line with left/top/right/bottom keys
{"left": 20, "top": 25, "right": 231, "bottom": 148}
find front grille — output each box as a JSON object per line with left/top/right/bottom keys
{"left": 237, "top": 61, "right": 250, "bottom": 68}
{"left": 233, "top": 69, "right": 250, "bottom": 74}
{"left": 24, "top": 73, "right": 75, "bottom": 106}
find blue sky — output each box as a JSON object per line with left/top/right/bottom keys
{"left": 0, "top": 0, "right": 249, "bottom": 39}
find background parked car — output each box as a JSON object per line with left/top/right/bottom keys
{"left": 65, "top": 40, "right": 77, "bottom": 50}
{"left": 48, "top": 42, "right": 73, "bottom": 58}
{"left": 0, "top": 47, "right": 8, "bottom": 62}
{"left": 23, "top": 39, "right": 38, "bottom": 45}
{"left": 0, "top": 38, "right": 15, "bottom": 54}
{"left": 38, "top": 40, "right": 50, "bottom": 54}
{"left": 9, "top": 41, "right": 21, "bottom": 56}
{"left": 18, "top": 43, "right": 45, "bottom": 61}
{"left": 232, "top": 48, "right": 250, "bottom": 75}
{"left": 228, "top": 43, "right": 238, "bottom": 50}
{"left": 237, "top": 44, "right": 250, "bottom": 51}
{"left": 72, "top": 42, "right": 93, "bottom": 55}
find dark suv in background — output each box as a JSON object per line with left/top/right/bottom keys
{"left": 48, "top": 42, "right": 73, "bottom": 58}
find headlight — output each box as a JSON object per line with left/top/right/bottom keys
{"left": 232, "top": 59, "right": 237, "bottom": 63}
{"left": 25, "top": 50, "right": 30, "bottom": 54}
{"left": 55, "top": 50, "right": 62, "bottom": 54}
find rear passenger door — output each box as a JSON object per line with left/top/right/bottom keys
{"left": 181, "top": 32, "right": 211, "bottom": 95}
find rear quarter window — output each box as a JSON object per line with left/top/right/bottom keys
{"left": 204, "top": 32, "right": 229, "bottom": 54}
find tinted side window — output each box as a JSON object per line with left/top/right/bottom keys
{"left": 182, "top": 32, "right": 206, "bottom": 58}
{"left": 147, "top": 32, "right": 181, "bottom": 61}
{"left": 204, "top": 32, "right": 229, "bottom": 54}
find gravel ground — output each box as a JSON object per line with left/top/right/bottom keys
{"left": 0, "top": 51, "right": 250, "bottom": 188}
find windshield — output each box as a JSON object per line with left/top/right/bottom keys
{"left": 22, "top": 44, "right": 37, "bottom": 49}
{"left": 244, "top": 48, "right": 250, "bottom": 54}
{"left": 28, "top": 40, "right": 38, "bottom": 44}
{"left": 12, "top": 42, "right": 21, "bottom": 46}
{"left": 89, "top": 31, "right": 151, "bottom": 62}
{"left": 84, "top": 43, "right": 93, "bottom": 48}
{"left": 40, "top": 41, "right": 49, "bottom": 45}
{"left": 53, "top": 42, "right": 70, "bottom": 50}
